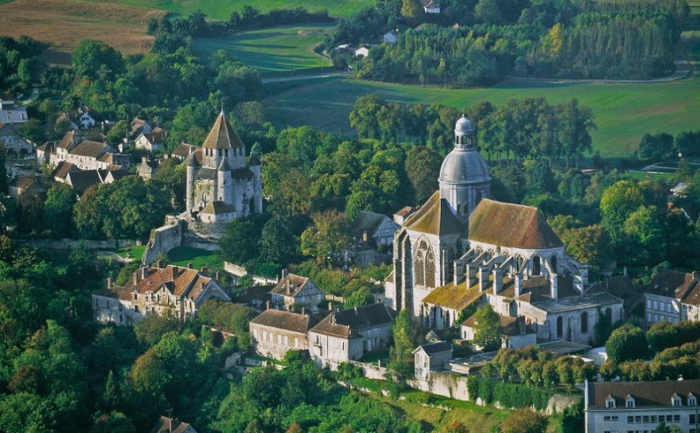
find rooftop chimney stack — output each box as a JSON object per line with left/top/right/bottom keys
{"left": 187, "top": 262, "right": 193, "bottom": 269}
{"left": 215, "top": 270, "right": 221, "bottom": 282}
{"left": 266, "top": 300, "right": 270, "bottom": 310}
{"left": 201, "top": 266, "right": 208, "bottom": 276}
{"left": 301, "top": 307, "right": 306, "bottom": 316}
{"left": 328, "top": 301, "right": 333, "bottom": 311}
{"left": 133, "top": 272, "right": 138, "bottom": 285}
{"left": 107, "top": 277, "right": 112, "bottom": 288}
{"left": 287, "top": 279, "right": 291, "bottom": 294}
{"left": 514, "top": 274, "right": 522, "bottom": 297}
{"left": 281, "top": 269, "right": 288, "bottom": 280}
{"left": 141, "top": 266, "right": 148, "bottom": 279}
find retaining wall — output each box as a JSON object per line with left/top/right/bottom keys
{"left": 142, "top": 220, "right": 184, "bottom": 265}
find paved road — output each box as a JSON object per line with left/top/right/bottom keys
{"left": 262, "top": 70, "right": 351, "bottom": 84}
{"left": 505, "top": 33, "right": 697, "bottom": 85}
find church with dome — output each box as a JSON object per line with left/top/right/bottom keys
{"left": 386, "top": 115, "right": 623, "bottom": 346}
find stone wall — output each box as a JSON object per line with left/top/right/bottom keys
{"left": 142, "top": 220, "right": 184, "bottom": 265}
{"left": 408, "top": 371, "right": 470, "bottom": 401}
{"left": 21, "top": 238, "right": 141, "bottom": 250}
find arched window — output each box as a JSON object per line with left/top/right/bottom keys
{"left": 557, "top": 316, "right": 563, "bottom": 338}
{"left": 414, "top": 243, "right": 426, "bottom": 287}
{"left": 581, "top": 311, "right": 588, "bottom": 333}
{"left": 551, "top": 256, "right": 558, "bottom": 273}
{"left": 533, "top": 256, "right": 541, "bottom": 276}
{"left": 425, "top": 249, "right": 436, "bottom": 288}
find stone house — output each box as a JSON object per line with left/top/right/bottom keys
{"left": 135, "top": 127, "right": 166, "bottom": 152}
{"left": 92, "top": 264, "right": 230, "bottom": 325}
{"left": 461, "top": 314, "right": 537, "bottom": 350}
{"left": 250, "top": 309, "right": 328, "bottom": 360}
{"left": 350, "top": 211, "right": 399, "bottom": 247}
{"left": 55, "top": 112, "right": 79, "bottom": 131}
{"left": 413, "top": 341, "right": 452, "bottom": 380}
{"left": 422, "top": 0, "right": 440, "bottom": 13}
{"left": 130, "top": 117, "right": 152, "bottom": 138}
{"left": 584, "top": 379, "right": 700, "bottom": 433}
{"left": 137, "top": 157, "right": 160, "bottom": 180}
{"left": 383, "top": 31, "right": 398, "bottom": 44}
{"left": 270, "top": 271, "right": 325, "bottom": 312}
{"left": 355, "top": 47, "right": 370, "bottom": 57}
{"left": 78, "top": 107, "right": 97, "bottom": 129}
{"left": 308, "top": 303, "right": 395, "bottom": 367}
{"left": 644, "top": 269, "right": 700, "bottom": 326}
{"left": 0, "top": 99, "right": 31, "bottom": 155}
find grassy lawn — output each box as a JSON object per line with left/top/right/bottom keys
{"left": 0, "top": 0, "right": 163, "bottom": 65}
{"left": 74, "top": 0, "right": 373, "bottom": 19}
{"left": 263, "top": 75, "right": 700, "bottom": 158}
{"left": 115, "top": 244, "right": 146, "bottom": 261}
{"left": 193, "top": 24, "right": 334, "bottom": 76}
{"left": 167, "top": 246, "right": 223, "bottom": 270}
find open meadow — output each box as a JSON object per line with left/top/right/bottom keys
{"left": 0, "top": 0, "right": 164, "bottom": 65}
{"left": 262, "top": 75, "right": 700, "bottom": 158}
{"left": 193, "top": 24, "right": 334, "bottom": 76}
{"left": 68, "top": 0, "right": 373, "bottom": 19}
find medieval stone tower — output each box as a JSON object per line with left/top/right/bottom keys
{"left": 185, "top": 111, "right": 262, "bottom": 223}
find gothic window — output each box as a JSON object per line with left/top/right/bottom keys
{"left": 581, "top": 311, "right": 589, "bottom": 333}
{"left": 551, "top": 256, "right": 558, "bottom": 273}
{"left": 415, "top": 249, "right": 425, "bottom": 287}
{"left": 426, "top": 248, "right": 436, "bottom": 288}
{"left": 556, "top": 316, "right": 563, "bottom": 338}
{"left": 533, "top": 256, "right": 541, "bottom": 276}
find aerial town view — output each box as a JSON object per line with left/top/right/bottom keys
{"left": 1, "top": 0, "right": 699, "bottom": 431}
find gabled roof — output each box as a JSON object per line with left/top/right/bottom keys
{"left": 57, "top": 130, "right": 82, "bottom": 149}
{"left": 588, "top": 380, "right": 700, "bottom": 409}
{"left": 250, "top": 309, "right": 328, "bottom": 334}
{"left": 150, "top": 416, "right": 197, "bottom": 433}
{"left": 404, "top": 191, "right": 464, "bottom": 236}
{"left": 311, "top": 303, "right": 395, "bottom": 338}
{"left": 172, "top": 143, "right": 201, "bottom": 159}
{"left": 52, "top": 161, "right": 77, "bottom": 180}
{"left": 202, "top": 112, "right": 244, "bottom": 149}
{"left": 271, "top": 273, "right": 322, "bottom": 298}
{"left": 70, "top": 140, "right": 110, "bottom": 158}
{"left": 645, "top": 269, "right": 700, "bottom": 304}
{"left": 351, "top": 211, "right": 392, "bottom": 235}
{"left": 422, "top": 281, "right": 482, "bottom": 311}
{"left": 413, "top": 341, "right": 452, "bottom": 356}
{"left": 469, "top": 199, "right": 563, "bottom": 249}
{"left": 67, "top": 170, "right": 102, "bottom": 193}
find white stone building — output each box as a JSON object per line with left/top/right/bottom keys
{"left": 645, "top": 269, "right": 700, "bottom": 326}
{"left": 250, "top": 309, "right": 328, "bottom": 360}
{"left": 413, "top": 341, "right": 452, "bottom": 380}
{"left": 0, "top": 99, "right": 32, "bottom": 155}
{"left": 270, "top": 271, "right": 325, "bottom": 312}
{"left": 387, "top": 115, "right": 623, "bottom": 346}
{"left": 461, "top": 314, "right": 537, "bottom": 350}
{"left": 585, "top": 379, "right": 700, "bottom": 433}
{"left": 185, "top": 112, "right": 262, "bottom": 224}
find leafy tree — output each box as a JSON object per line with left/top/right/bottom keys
{"left": 401, "top": 0, "right": 423, "bottom": 19}
{"left": 218, "top": 214, "right": 267, "bottom": 265}
{"left": 17, "top": 118, "right": 45, "bottom": 144}
{"left": 557, "top": 98, "right": 595, "bottom": 167}
{"left": 72, "top": 39, "right": 123, "bottom": 80}
{"left": 389, "top": 309, "right": 416, "bottom": 381}
{"left": 473, "top": 304, "right": 503, "bottom": 351}
{"left": 623, "top": 205, "right": 663, "bottom": 265}
{"left": 300, "top": 211, "right": 352, "bottom": 266}
{"left": 259, "top": 215, "right": 298, "bottom": 267}
{"left": 475, "top": 0, "right": 503, "bottom": 24}
{"left": 606, "top": 323, "right": 648, "bottom": 364}
{"left": 89, "top": 412, "right": 136, "bottom": 433}
{"left": 0, "top": 148, "right": 7, "bottom": 194}
{"left": 44, "top": 183, "right": 77, "bottom": 238}
{"left": 134, "top": 314, "right": 181, "bottom": 347}
{"left": 405, "top": 146, "right": 442, "bottom": 203}
{"left": 17, "top": 190, "right": 44, "bottom": 235}
{"left": 600, "top": 180, "right": 644, "bottom": 247}
{"left": 639, "top": 133, "right": 675, "bottom": 160}
{"left": 501, "top": 409, "right": 547, "bottom": 433}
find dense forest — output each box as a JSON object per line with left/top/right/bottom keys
{"left": 332, "top": 0, "right": 689, "bottom": 85}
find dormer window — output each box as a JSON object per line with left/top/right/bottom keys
{"left": 625, "top": 396, "right": 635, "bottom": 408}
{"left": 689, "top": 393, "right": 697, "bottom": 406}
{"left": 672, "top": 393, "right": 682, "bottom": 407}
{"left": 606, "top": 396, "right": 616, "bottom": 409}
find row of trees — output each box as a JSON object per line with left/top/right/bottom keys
{"left": 638, "top": 130, "right": 700, "bottom": 160}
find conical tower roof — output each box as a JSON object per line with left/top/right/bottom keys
{"left": 202, "top": 111, "right": 244, "bottom": 149}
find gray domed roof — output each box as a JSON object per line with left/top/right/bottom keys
{"left": 455, "top": 115, "right": 473, "bottom": 135}
{"left": 438, "top": 148, "right": 491, "bottom": 184}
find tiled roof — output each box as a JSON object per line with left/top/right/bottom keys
{"left": 469, "top": 199, "right": 563, "bottom": 249}
{"left": 250, "top": 309, "right": 328, "bottom": 334}
{"left": 172, "top": 143, "right": 200, "bottom": 159}
{"left": 52, "top": 161, "right": 77, "bottom": 179}
{"left": 588, "top": 380, "right": 700, "bottom": 409}
{"left": 422, "top": 281, "right": 482, "bottom": 311}
{"left": 351, "top": 211, "right": 390, "bottom": 235}
{"left": 70, "top": 140, "right": 109, "bottom": 158}
{"left": 150, "top": 416, "right": 197, "bottom": 433}
{"left": 404, "top": 191, "right": 464, "bottom": 236}
{"left": 67, "top": 170, "right": 101, "bottom": 193}
{"left": 645, "top": 269, "right": 700, "bottom": 302}
{"left": 57, "top": 130, "right": 81, "bottom": 149}
{"left": 271, "top": 274, "right": 320, "bottom": 298}
{"left": 413, "top": 341, "right": 452, "bottom": 356}
{"left": 202, "top": 112, "right": 244, "bottom": 149}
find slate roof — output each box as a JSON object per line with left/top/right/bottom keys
{"left": 52, "top": 161, "right": 77, "bottom": 180}
{"left": 172, "top": 143, "right": 200, "bottom": 159}
{"left": 202, "top": 112, "right": 244, "bottom": 149}
{"left": 150, "top": 416, "right": 197, "bottom": 433}
{"left": 70, "top": 140, "right": 109, "bottom": 158}
{"left": 351, "top": 211, "right": 389, "bottom": 236}
{"left": 250, "top": 309, "right": 328, "bottom": 334}
{"left": 413, "top": 341, "right": 452, "bottom": 356}
{"left": 311, "top": 303, "right": 395, "bottom": 338}
{"left": 200, "top": 201, "right": 234, "bottom": 215}
{"left": 588, "top": 380, "right": 700, "bottom": 409}
{"left": 404, "top": 191, "right": 464, "bottom": 236}
{"left": 645, "top": 269, "right": 700, "bottom": 306}
{"left": 67, "top": 170, "right": 102, "bottom": 193}
{"left": 468, "top": 199, "right": 563, "bottom": 249}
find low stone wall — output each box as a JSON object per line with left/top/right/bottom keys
{"left": 20, "top": 238, "right": 141, "bottom": 250}
{"left": 408, "top": 371, "right": 470, "bottom": 401}
{"left": 142, "top": 220, "right": 184, "bottom": 265}
{"left": 224, "top": 261, "right": 278, "bottom": 285}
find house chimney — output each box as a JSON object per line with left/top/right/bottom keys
{"left": 142, "top": 156, "right": 148, "bottom": 164}
{"left": 141, "top": 266, "right": 148, "bottom": 279}
{"left": 133, "top": 271, "right": 138, "bottom": 285}
{"left": 266, "top": 300, "right": 270, "bottom": 310}
{"left": 694, "top": 271, "right": 700, "bottom": 282}
{"left": 514, "top": 274, "right": 522, "bottom": 297}
{"left": 107, "top": 277, "right": 112, "bottom": 288}
{"left": 187, "top": 262, "right": 193, "bottom": 269}
{"left": 287, "top": 279, "right": 291, "bottom": 294}
{"left": 479, "top": 267, "right": 488, "bottom": 292}
{"left": 493, "top": 267, "right": 503, "bottom": 294}
{"left": 281, "top": 269, "right": 288, "bottom": 279}
{"left": 328, "top": 301, "right": 333, "bottom": 311}
{"left": 215, "top": 270, "right": 220, "bottom": 282}
{"left": 551, "top": 274, "right": 559, "bottom": 301}
{"left": 200, "top": 266, "right": 208, "bottom": 276}
{"left": 156, "top": 260, "right": 163, "bottom": 269}
{"left": 301, "top": 307, "right": 306, "bottom": 316}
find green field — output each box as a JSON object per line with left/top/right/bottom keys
{"left": 193, "top": 24, "right": 333, "bottom": 76}
{"left": 167, "top": 246, "right": 223, "bottom": 270}
{"left": 263, "top": 76, "right": 700, "bottom": 158}
{"left": 74, "top": 0, "right": 373, "bottom": 19}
